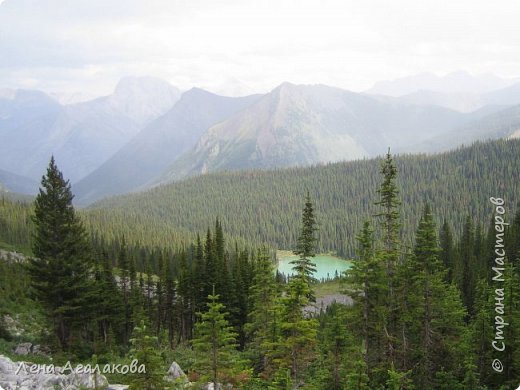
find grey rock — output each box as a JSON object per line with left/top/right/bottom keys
{"left": 0, "top": 354, "right": 109, "bottom": 390}
{"left": 14, "top": 342, "right": 32, "bottom": 355}
{"left": 31, "top": 344, "right": 51, "bottom": 357}
{"left": 166, "top": 361, "right": 188, "bottom": 382}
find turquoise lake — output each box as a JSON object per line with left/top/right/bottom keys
{"left": 277, "top": 252, "right": 352, "bottom": 281}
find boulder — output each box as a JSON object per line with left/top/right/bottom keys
{"left": 69, "top": 370, "right": 109, "bottom": 389}
{"left": 0, "top": 354, "right": 109, "bottom": 390}
{"left": 32, "top": 344, "right": 51, "bottom": 357}
{"left": 166, "top": 361, "right": 188, "bottom": 382}
{"left": 14, "top": 342, "right": 32, "bottom": 355}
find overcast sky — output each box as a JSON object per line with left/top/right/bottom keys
{"left": 1, "top": 0, "right": 520, "bottom": 98}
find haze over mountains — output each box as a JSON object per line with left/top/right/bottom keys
{"left": 0, "top": 76, "right": 180, "bottom": 186}
{"left": 1, "top": 71, "right": 520, "bottom": 204}
{"left": 159, "top": 83, "right": 468, "bottom": 183}
{"left": 73, "top": 89, "right": 262, "bottom": 205}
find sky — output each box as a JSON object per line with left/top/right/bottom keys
{"left": 1, "top": 0, "right": 520, "bottom": 98}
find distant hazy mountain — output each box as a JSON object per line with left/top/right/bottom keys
{"left": 49, "top": 91, "right": 99, "bottom": 105}
{"left": 370, "top": 78, "right": 520, "bottom": 113}
{"left": 104, "top": 76, "right": 181, "bottom": 127}
{"left": 367, "top": 71, "right": 517, "bottom": 97}
{"left": 391, "top": 90, "right": 483, "bottom": 113}
{"left": 406, "top": 104, "right": 520, "bottom": 153}
{"left": 73, "top": 88, "right": 262, "bottom": 205}
{"left": 158, "top": 83, "right": 471, "bottom": 183}
{"left": 0, "top": 169, "right": 38, "bottom": 195}
{"left": 0, "top": 77, "right": 180, "bottom": 183}
{"left": 0, "top": 89, "right": 63, "bottom": 180}
{"left": 482, "top": 82, "right": 520, "bottom": 107}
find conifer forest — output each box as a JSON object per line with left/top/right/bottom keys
{"left": 2, "top": 3, "right": 520, "bottom": 388}
{"left": 1, "top": 139, "right": 519, "bottom": 389}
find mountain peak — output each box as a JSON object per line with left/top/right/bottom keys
{"left": 113, "top": 76, "right": 179, "bottom": 98}
{"left": 107, "top": 76, "right": 181, "bottom": 126}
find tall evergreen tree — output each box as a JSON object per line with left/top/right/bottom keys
{"left": 127, "top": 320, "right": 167, "bottom": 390}
{"left": 291, "top": 192, "right": 318, "bottom": 298}
{"left": 439, "top": 220, "right": 455, "bottom": 283}
{"left": 279, "top": 272, "right": 319, "bottom": 386}
{"left": 28, "top": 157, "right": 94, "bottom": 350}
{"left": 346, "top": 221, "right": 386, "bottom": 383}
{"left": 402, "top": 204, "right": 468, "bottom": 388}
{"left": 192, "top": 290, "right": 239, "bottom": 389}
{"left": 455, "top": 216, "right": 477, "bottom": 316}
{"left": 374, "top": 149, "right": 401, "bottom": 371}
{"left": 318, "top": 303, "right": 358, "bottom": 390}
{"left": 245, "top": 248, "right": 280, "bottom": 373}
{"left": 118, "top": 236, "right": 133, "bottom": 345}
{"left": 93, "top": 249, "right": 124, "bottom": 347}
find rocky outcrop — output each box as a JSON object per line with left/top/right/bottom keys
{"left": 303, "top": 293, "right": 353, "bottom": 316}
{"left": 166, "top": 361, "right": 188, "bottom": 383}
{"left": 0, "top": 250, "right": 27, "bottom": 263}
{"left": 0, "top": 354, "right": 108, "bottom": 390}
{"left": 13, "top": 342, "right": 51, "bottom": 357}
{"left": 13, "top": 342, "right": 32, "bottom": 355}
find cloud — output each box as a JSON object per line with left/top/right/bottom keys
{"left": 1, "top": 0, "right": 520, "bottom": 96}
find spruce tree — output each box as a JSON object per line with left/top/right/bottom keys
{"left": 439, "top": 220, "right": 455, "bottom": 283}
{"left": 455, "top": 216, "right": 477, "bottom": 316}
{"left": 374, "top": 150, "right": 401, "bottom": 371}
{"left": 93, "top": 249, "right": 124, "bottom": 347}
{"left": 319, "top": 303, "right": 356, "bottom": 390}
{"left": 28, "top": 157, "right": 94, "bottom": 350}
{"left": 245, "top": 248, "right": 280, "bottom": 373}
{"left": 127, "top": 320, "right": 167, "bottom": 390}
{"left": 279, "top": 272, "right": 319, "bottom": 386}
{"left": 192, "top": 290, "right": 239, "bottom": 388}
{"left": 118, "top": 237, "right": 133, "bottom": 344}
{"left": 403, "top": 204, "right": 467, "bottom": 387}
{"left": 346, "top": 220, "right": 386, "bottom": 383}
{"left": 291, "top": 192, "right": 318, "bottom": 298}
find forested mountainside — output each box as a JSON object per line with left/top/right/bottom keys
{"left": 4, "top": 80, "right": 520, "bottom": 206}
{"left": 73, "top": 89, "right": 262, "bottom": 205}
{"left": 1, "top": 140, "right": 519, "bottom": 389}
{"left": 86, "top": 139, "right": 520, "bottom": 257}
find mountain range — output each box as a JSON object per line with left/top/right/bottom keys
{"left": 1, "top": 72, "right": 520, "bottom": 204}
{"left": 0, "top": 76, "right": 180, "bottom": 187}
{"left": 73, "top": 89, "right": 262, "bottom": 204}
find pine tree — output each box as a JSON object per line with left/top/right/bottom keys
{"left": 117, "top": 237, "right": 133, "bottom": 345}
{"left": 439, "top": 220, "right": 455, "bottom": 283}
{"left": 403, "top": 204, "right": 468, "bottom": 387}
{"left": 279, "top": 273, "right": 319, "bottom": 386}
{"left": 455, "top": 216, "right": 477, "bottom": 316}
{"left": 245, "top": 248, "right": 280, "bottom": 373}
{"left": 92, "top": 249, "right": 124, "bottom": 347}
{"left": 374, "top": 149, "right": 401, "bottom": 371}
{"left": 319, "top": 303, "right": 356, "bottom": 390}
{"left": 345, "top": 220, "right": 386, "bottom": 383}
{"left": 28, "top": 157, "right": 94, "bottom": 350}
{"left": 127, "top": 320, "right": 167, "bottom": 390}
{"left": 192, "top": 290, "right": 239, "bottom": 388}
{"left": 291, "top": 192, "right": 318, "bottom": 299}
{"left": 161, "top": 258, "right": 176, "bottom": 347}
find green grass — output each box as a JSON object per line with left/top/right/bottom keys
{"left": 313, "top": 279, "right": 347, "bottom": 298}
{"left": 0, "top": 241, "right": 32, "bottom": 256}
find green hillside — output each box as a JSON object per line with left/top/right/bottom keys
{"left": 87, "top": 139, "right": 520, "bottom": 257}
